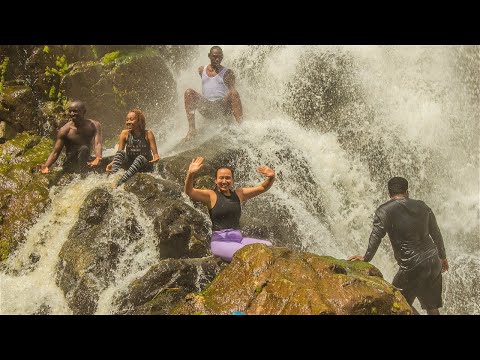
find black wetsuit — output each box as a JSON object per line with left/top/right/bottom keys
{"left": 209, "top": 189, "right": 241, "bottom": 231}
{"left": 364, "top": 197, "right": 446, "bottom": 309}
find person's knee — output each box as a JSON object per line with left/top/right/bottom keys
{"left": 185, "top": 88, "right": 198, "bottom": 100}
{"left": 136, "top": 155, "right": 149, "bottom": 167}
{"left": 228, "top": 89, "right": 239, "bottom": 98}
{"left": 210, "top": 244, "right": 233, "bottom": 262}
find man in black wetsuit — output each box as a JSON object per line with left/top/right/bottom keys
{"left": 349, "top": 177, "right": 449, "bottom": 315}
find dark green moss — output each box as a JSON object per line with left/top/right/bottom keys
{"left": 0, "top": 56, "right": 9, "bottom": 94}
{"left": 0, "top": 239, "right": 8, "bottom": 261}
{"left": 0, "top": 133, "right": 55, "bottom": 261}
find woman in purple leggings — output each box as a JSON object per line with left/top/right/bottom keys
{"left": 184, "top": 157, "right": 275, "bottom": 262}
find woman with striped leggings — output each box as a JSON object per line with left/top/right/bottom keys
{"left": 106, "top": 108, "right": 160, "bottom": 188}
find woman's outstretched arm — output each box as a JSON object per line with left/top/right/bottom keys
{"left": 184, "top": 157, "right": 215, "bottom": 208}
{"left": 236, "top": 166, "right": 275, "bottom": 203}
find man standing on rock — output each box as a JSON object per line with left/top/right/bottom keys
{"left": 348, "top": 177, "right": 449, "bottom": 315}
{"left": 38, "top": 100, "right": 102, "bottom": 173}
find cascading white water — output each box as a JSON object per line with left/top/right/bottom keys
{"left": 1, "top": 45, "right": 478, "bottom": 314}
{"left": 0, "top": 174, "right": 161, "bottom": 314}
{"left": 159, "top": 45, "right": 479, "bottom": 314}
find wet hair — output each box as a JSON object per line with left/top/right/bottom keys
{"left": 209, "top": 46, "right": 223, "bottom": 55}
{"left": 388, "top": 177, "right": 408, "bottom": 196}
{"left": 126, "top": 108, "right": 146, "bottom": 132}
{"left": 215, "top": 166, "right": 234, "bottom": 180}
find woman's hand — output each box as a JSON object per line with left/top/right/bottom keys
{"left": 257, "top": 166, "right": 275, "bottom": 178}
{"left": 150, "top": 154, "right": 160, "bottom": 164}
{"left": 106, "top": 162, "right": 113, "bottom": 173}
{"left": 188, "top": 157, "right": 204, "bottom": 174}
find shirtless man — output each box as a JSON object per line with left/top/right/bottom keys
{"left": 38, "top": 100, "right": 102, "bottom": 173}
{"left": 183, "top": 46, "right": 243, "bottom": 141}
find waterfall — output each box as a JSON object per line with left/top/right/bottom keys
{"left": 1, "top": 45, "right": 478, "bottom": 314}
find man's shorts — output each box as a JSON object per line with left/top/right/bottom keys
{"left": 197, "top": 97, "right": 231, "bottom": 119}
{"left": 392, "top": 256, "right": 443, "bottom": 310}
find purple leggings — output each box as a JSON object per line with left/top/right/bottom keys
{"left": 211, "top": 229, "right": 272, "bottom": 262}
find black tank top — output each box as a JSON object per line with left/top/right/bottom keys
{"left": 209, "top": 189, "right": 241, "bottom": 231}
{"left": 126, "top": 131, "right": 153, "bottom": 161}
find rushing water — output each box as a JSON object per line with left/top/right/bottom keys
{"left": 1, "top": 45, "right": 478, "bottom": 314}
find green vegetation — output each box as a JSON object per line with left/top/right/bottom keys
{"left": 101, "top": 47, "right": 158, "bottom": 68}
{"left": 101, "top": 51, "right": 121, "bottom": 65}
{"left": 44, "top": 54, "right": 69, "bottom": 105}
{"left": 0, "top": 239, "right": 8, "bottom": 262}
{"left": 0, "top": 56, "right": 10, "bottom": 94}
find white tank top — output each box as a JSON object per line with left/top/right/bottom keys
{"left": 201, "top": 65, "right": 229, "bottom": 101}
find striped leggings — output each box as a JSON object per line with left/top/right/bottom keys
{"left": 111, "top": 150, "right": 151, "bottom": 186}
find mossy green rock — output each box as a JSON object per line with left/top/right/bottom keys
{"left": 60, "top": 51, "right": 176, "bottom": 141}
{"left": 0, "top": 132, "right": 60, "bottom": 261}
{"left": 171, "top": 244, "right": 412, "bottom": 315}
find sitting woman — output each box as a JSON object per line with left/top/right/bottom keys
{"left": 106, "top": 108, "right": 160, "bottom": 187}
{"left": 184, "top": 156, "right": 275, "bottom": 262}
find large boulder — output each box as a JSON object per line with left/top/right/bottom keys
{"left": 159, "top": 136, "right": 246, "bottom": 186}
{"left": 56, "top": 188, "right": 119, "bottom": 314}
{"left": 0, "top": 84, "right": 42, "bottom": 133}
{"left": 55, "top": 173, "right": 213, "bottom": 314}
{"left": 60, "top": 50, "right": 177, "bottom": 141}
{"left": 172, "top": 244, "right": 412, "bottom": 315}
{"left": 0, "top": 83, "right": 67, "bottom": 138}
{"left": 124, "top": 173, "right": 211, "bottom": 259}
{"left": 112, "top": 256, "right": 226, "bottom": 314}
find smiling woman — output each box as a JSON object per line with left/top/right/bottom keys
{"left": 106, "top": 108, "right": 160, "bottom": 188}
{"left": 184, "top": 157, "right": 276, "bottom": 262}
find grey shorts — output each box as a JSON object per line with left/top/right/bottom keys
{"left": 197, "top": 97, "right": 231, "bottom": 119}
{"left": 392, "top": 256, "right": 443, "bottom": 310}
